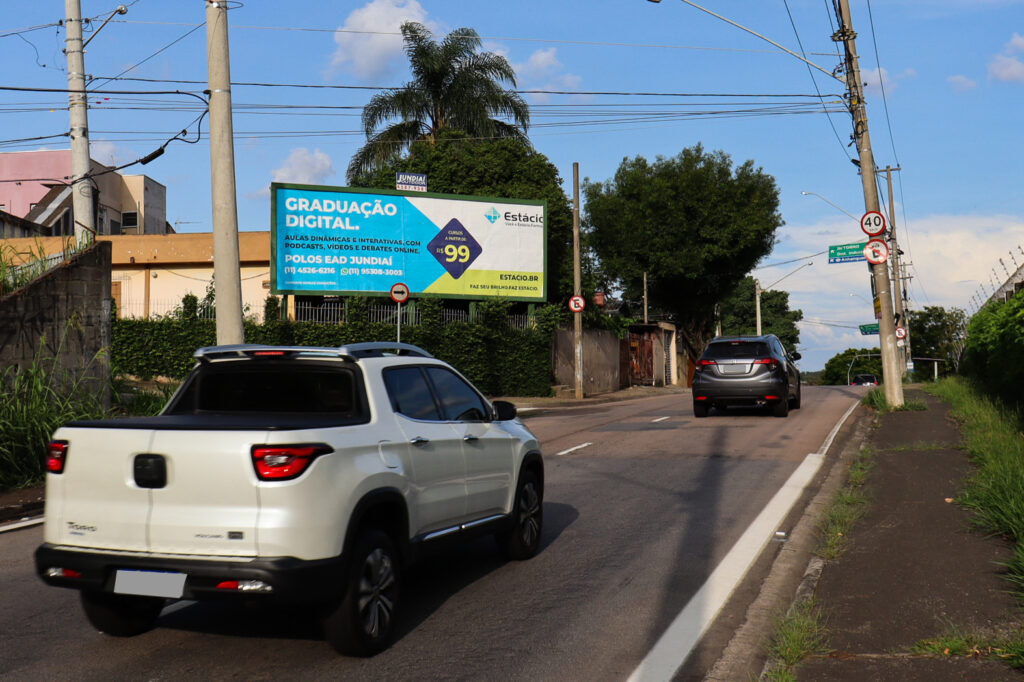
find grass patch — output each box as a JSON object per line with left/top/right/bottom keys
{"left": 862, "top": 388, "right": 927, "bottom": 412}
{"left": 763, "top": 598, "right": 829, "bottom": 681}
{"left": 914, "top": 623, "right": 1024, "bottom": 668}
{"left": 815, "top": 445, "right": 875, "bottom": 560}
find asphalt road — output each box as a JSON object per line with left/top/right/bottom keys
{"left": 0, "top": 385, "right": 865, "bottom": 682}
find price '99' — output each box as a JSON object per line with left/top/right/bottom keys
{"left": 444, "top": 244, "right": 471, "bottom": 263}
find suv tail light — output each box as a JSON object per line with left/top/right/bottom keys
{"left": 752, "top": 358, "right": 780, "bottom": 370}
{"left": 251, "top": 444, "right": 332, "bottom": 481}
{"left": 46, "top": 441, "right": 69, "bottom": 474}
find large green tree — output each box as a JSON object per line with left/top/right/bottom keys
{"left": 583, "top": 145, "right": 783, "bottom": 359}
{"left": 350, "top": 131, "right": 574, "bottom": 303}
{"left": 347, "top": 22, "right": 530, "bottom": 181}
{"left": 907, "top": 305, "right": 966, "bottom": 378}
{"left": 821, "top": 347, "right": 883, "bottom": 385}
{"left": 718, "top": 276, "right": 803, "bottom": 351}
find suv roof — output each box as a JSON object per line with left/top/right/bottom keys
{"left": 193, "top": 342, "right": 435, "bottom": 363}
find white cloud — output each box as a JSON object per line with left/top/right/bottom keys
{"left": 988, "top": 33, "right": 1024, "bottom": 82}
{"left": 328, "top": 0, "right": 433, "bottom": 81}
{"left": 249, "top": 148, "right": 335, "bottom": 199}
{"left": 769, "top": 212, "right": 1024, "bottom": 369}
{"left": 513, "top": 47, "right": 585, "bottom": 104}
{"left": 947, "top": 74, "right": 977, "bottom": 92}
{"left": 862, "top": 67, "right": 916, "bottom": 94}
{"left": 989, "top": 54, "right": 1024, "bottom": 82}
{"left": 90, "top": 140, "right": 125, "bottom": 166}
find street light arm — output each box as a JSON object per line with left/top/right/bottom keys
{"left": 82, "top": 5, "right": 128, "bottom": 48}
{"left": 764, "top": 261, "right": 813, "bottom": 290}
{"left": 671, "top": 0, "right": 843, "bottom": 82}
{"left": 801, "top": 191, "right": 858, "bottom": 221}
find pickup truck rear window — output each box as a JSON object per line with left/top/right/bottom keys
{"left": 167, "top": 363, "right": 364, "bottom": 416}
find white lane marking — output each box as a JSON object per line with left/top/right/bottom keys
{"left": 0, "top": 517, "right": 43, "bottom": 534}
{"left": 626, "top": 398, "right": 861, "bottom": 682}
{"left": 651, "top": 416, "right": 670, "bottom": 423}
{"left": 556, "top": 442, "right": 593, "bottom": 456}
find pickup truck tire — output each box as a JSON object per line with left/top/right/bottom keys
{"left": 80, "top": 591, "right": 164, "bottom": 637}
{"left": 323, "top": 529, "right": 401, "bottom": 657}
{"left": 498, "top": 470, "right": 543, "bottom": 560}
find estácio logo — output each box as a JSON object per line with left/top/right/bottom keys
{"left": 484, "top": 207, "right": 500, "bottom": 224}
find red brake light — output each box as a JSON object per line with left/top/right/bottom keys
{"left": 253, "top": 350, "right": 285, "bottom": 356}
{"left": 699, "top": 359, "right": 717, "bottom": 366}
{"left": 752, "top": 358, "right": 780, "bottom": 369}
{"left": 46, "top": 441, "right": 69, "bottom": 474}
{"left": 251, "top": 444, "right": 332, "bottom": 481}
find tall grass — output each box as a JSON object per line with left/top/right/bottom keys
{"left": 926, "top": 378, "right": 1024, "bottom": 598}
{"left": 0, "top": 339, "right": 107, "bottom": 489}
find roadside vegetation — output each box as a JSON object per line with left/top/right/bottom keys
{"left": 762, "top": 598, "right": 829, "bottom": 682}
{"left": 913, "top": 622, "right": 1024, "bottom": 667}
{"left": 860, "top": 388, "right": 927, "bottom": 413}
{"left": 815, "top": 445, "right": 875, "bottom": 560}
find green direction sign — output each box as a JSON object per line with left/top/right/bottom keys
{"left": 859, "top": 323, "right": 880, "bottom": 335}
{"left": 829, "top": 241, "right": 868, "bottom": 264}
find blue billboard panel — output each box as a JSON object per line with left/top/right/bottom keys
{"left": 270, "top": 184, "right": 546, "bottom": 301}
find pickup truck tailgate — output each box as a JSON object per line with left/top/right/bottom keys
{"left": 47, "top": 425, "right": 262, "bottom": 557}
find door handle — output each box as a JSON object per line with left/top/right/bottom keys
{"left": 463, "top": 435, "right": 479, "bottom": 442}
{"left": 410, "top": 436, "right": 429, "bottom": 446}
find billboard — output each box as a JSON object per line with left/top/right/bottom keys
{"left": 270, "top": 183, "right": 546, "bottom": 301}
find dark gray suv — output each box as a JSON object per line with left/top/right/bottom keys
{"left": 691, "top": 335, "right": 802, "bottom": 418}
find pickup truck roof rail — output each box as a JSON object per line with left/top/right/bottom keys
{"left": 193, "top": 342, "right": 434, "bottom": 362}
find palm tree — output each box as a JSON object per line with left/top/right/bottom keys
{"left": 347, "top": 22, "right": 530, "bottom": 182}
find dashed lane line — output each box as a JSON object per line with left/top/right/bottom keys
{"left": 556, "top": 442, "right": 593, "bottom": 456}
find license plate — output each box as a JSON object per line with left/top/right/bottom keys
{"left": 114, "top": 569, "right": 186, "bottom": 598}
{"left": 720, "top": 364, "right": 750, "bottom": 375}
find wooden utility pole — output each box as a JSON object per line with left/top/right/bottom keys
{"left": 572, "top": 163, "right": 584, "bottom": 399}
{"left": 65, "top": 0, "right": 95, "bottom": 242}
{"left": 206, "top": 0, "right": 245, "bottom": 345}
{"left": 836, "top": 0, "right": 903, "bottom": 406}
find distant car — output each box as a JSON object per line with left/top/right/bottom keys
{"left": 691, "top": 335, "right": 802, "bottom": 418}
{"left": 851, "top": 373, "right": 879, "bottom": 386}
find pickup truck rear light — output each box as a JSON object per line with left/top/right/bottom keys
{"left": 46, "top": 441, "right": 69, "bottom": 474}
{"left": 251, "top": 444, "right": 332, "bottom": 481}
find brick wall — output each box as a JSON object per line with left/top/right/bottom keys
{"left": 0, "top": 241, "right": 112, "bottom": 407}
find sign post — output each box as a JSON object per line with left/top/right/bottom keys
{"left": 390, "top": 282, "right": 410, "bottom": 343}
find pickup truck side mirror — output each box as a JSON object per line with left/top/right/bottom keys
{"left": 492, "top": 400, "right": 518, "bottom": 421}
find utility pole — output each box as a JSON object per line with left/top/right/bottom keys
{"left": 643, "top": 272, "right": 649, "bottom": 324}
{"left": 754, "top": 279, "right": 762, "bottom": 335}
{"left": 880, "top": 165, "right": 910, "bottom": 375}
{"left": 836, "top": 0, "right": 903, "bottom": 406}
{"left": 572, "top": 162, "right": 584, "bottom": 400}
{"left": 205, "top": 0, "right": 245, "bottom": 345}
{"left": 65, "top": 0, "right": 96, "bottom": 242}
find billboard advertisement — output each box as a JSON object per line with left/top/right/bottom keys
{"left": 271, "top": 183, "right": 546, "bottom": 301}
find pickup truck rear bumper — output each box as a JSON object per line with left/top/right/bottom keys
{"left": 35, "top": 543, "right": 346, "bottom": 604}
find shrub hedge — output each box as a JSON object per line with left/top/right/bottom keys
{"left": 960, "top": 289, "right": 1024, "bottom": 410}
{"left": 112, "top": 297, "right": 562, "bottom": 397}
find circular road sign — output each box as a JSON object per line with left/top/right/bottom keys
{"left": 389, "top": 282, "right": 410, "bottom": 304}
{"left": 895, "top": 326, "right": 907, "bottom": 340}
{"left": 861, "top": 211, "right": 887, "bottom": 237}
{"left": 568, "top": 295, "right": 586, "bottom": 313}
{"left": 863, "top": 239, "right": 890, "bottom": 265}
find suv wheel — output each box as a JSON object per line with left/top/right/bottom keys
{"left": 499, "top": 470, "right": 543, "bottom": 560}
{"left": 773, "top": 393, "right": 790, "bottom": 418}
{"left": 324, "top": 529, "right": 401, "bottom": 656}
{"left": 80, "top": 591, "right": 164, "bottom": 637}
{"left": 693, "top": 400, "right": 708, "bottom": 418}
{"left": 790, "top": 383, "right": 802, "bottom": 410}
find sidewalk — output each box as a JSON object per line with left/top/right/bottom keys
{"left": 794, "top": 388, "right": 1022, "bottom": 681}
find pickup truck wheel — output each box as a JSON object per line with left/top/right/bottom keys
{"left": 499, "top": 470, "right": 543, "bottom": 560}
{"left": 80, "top": 591, "right": 164, "bottom": 637}
{"left": 324, "top": 530, "right": 400, "bottom": 657}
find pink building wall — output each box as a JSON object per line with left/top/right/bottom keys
{"left": 0, "top": 149, "right": 76, "bottom": 217}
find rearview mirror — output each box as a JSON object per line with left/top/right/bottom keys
{"left": 492, "top": 400, "right": 518, "bottom": 421}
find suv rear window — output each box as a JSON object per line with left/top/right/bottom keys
{"left": 167, "top": 363, "right": 363, "bottom": 416}
{"left": 702, "top": 341, "right": 771, "bottom": 360}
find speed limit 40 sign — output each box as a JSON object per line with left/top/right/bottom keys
{"left": 861, "top": 211, "right": 886, "bottom": 237}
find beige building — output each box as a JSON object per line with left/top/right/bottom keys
{"left": 1, "top": 232, "right": 272, "bottom": 321}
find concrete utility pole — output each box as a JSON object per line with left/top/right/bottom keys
{"left": 836, "top": 0, "right": 903, "bottom": 406}
{"left": 754, "top": 279, "right": 763, "bottom": 335}
{"left": 880, "top": 165, "right": 910, "bottom": 374}
{"left": 572, "top": 162, "right": 584, "bottom": 400}
{"left": 65, "top": 0, "right": 96, "bottom": 242}
{"left": 205, "top": 0, "right": 245, "bottom": 345}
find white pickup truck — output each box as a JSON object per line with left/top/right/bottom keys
{"left": 35, "top": 342, "right": 544, "bottom": 656}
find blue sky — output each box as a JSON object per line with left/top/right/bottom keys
{"left": 2, "top": 0, "right": 1022, "bottom": 370}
